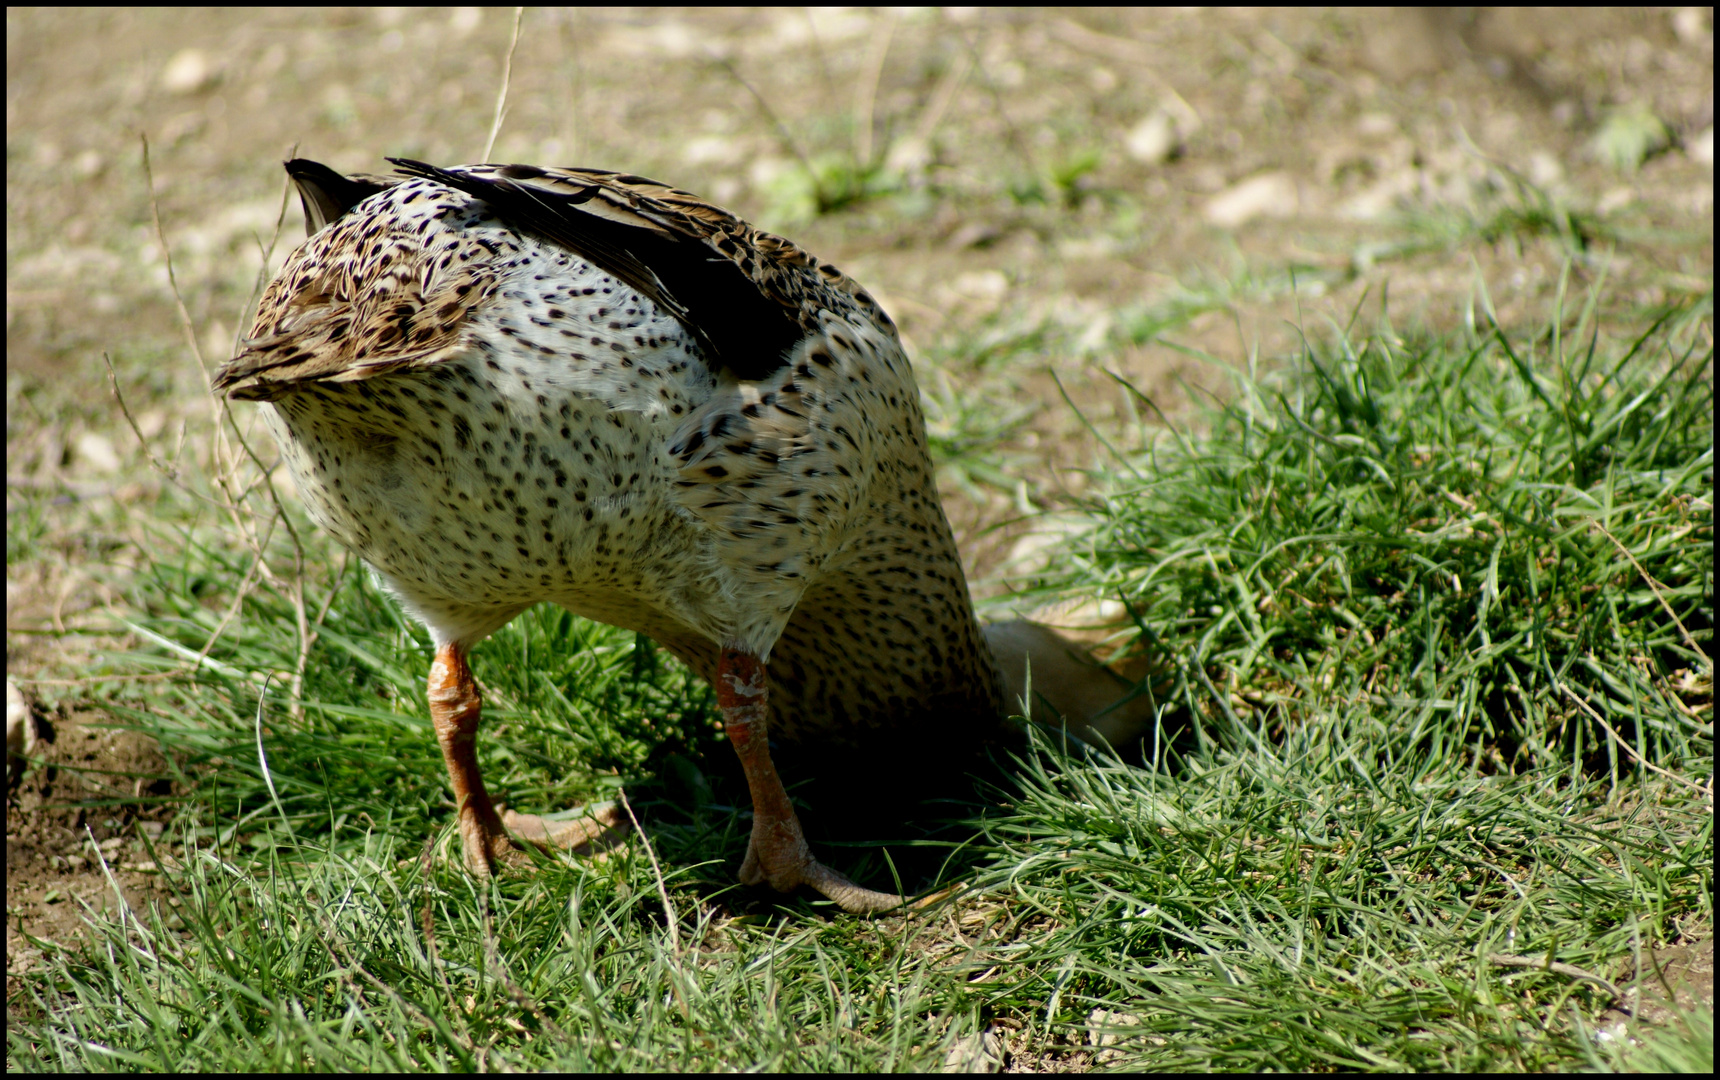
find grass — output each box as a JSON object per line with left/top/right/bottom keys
{"left": 1030, "top": 281, "right": 1711, "bottom": 780}
{"left": 975, "top": 736, "right": 1707, "bottom": 1070}
{"left": 7, "top": 273, "right": 1711, "bottom": 1070}
{"left": 972, "top": 280, "right": 1712, "bottom": 1069}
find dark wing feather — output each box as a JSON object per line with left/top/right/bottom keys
{"left": 283, "top": 159, "right": 397, "bottom": 235}
{"left": 387, "top": 158, "right": 802, "bottom": 381}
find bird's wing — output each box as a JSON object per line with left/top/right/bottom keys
{"left": 384, "top": 159, "right": 897, "bottom": 382}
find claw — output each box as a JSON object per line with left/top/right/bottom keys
{"left": 431, "top": 638, "right": 906, "bottom": 913}
{"left": 739, "top": 830, "right": 903, "bottom": 913}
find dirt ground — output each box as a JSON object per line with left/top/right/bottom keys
{"left": 6, "top": 6, "right": 1713, "bottom": 1040}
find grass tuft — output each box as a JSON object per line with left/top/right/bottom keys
{"left": 1033, "top": 290, "right": 1711, "bottom": 786}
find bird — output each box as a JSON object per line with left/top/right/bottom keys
{"left": 214, "top": 157, "right": 1146, "bottom": 914}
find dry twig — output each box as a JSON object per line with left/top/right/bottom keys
{"left": 1590, "top": 520, "right": 1705, "bottom": 669}
{"left": 483, "top": 8, "right": 525, "bottom": 162}
{"left": 1559, "top": 679, "right": 1712, "bottom": 797}
{"left": 1488, "top": 952, "right": 1626, "bottom": 1006}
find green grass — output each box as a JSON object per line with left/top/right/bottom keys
{"left": 7, "top": 281, "right": 1711, "bottom": 1071}
{"left": 973, "top": 282, "right": 1712, "bottom": 1069}
{"left": 973, "top": 735, "right": 1707, "bottom": 1070}
{"left": 1030, "top": 282, "right": 1711, "bottom": 781}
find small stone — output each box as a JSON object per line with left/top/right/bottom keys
{"left": 1527, "top": 151, "right": 1563, "bottom": 187}
{"left": 72, "top": 149, "right": 105, "bottom": 179}
{"left": 1671, "top": 7, "right": 1708, "bottom": 45}
{"left": 73, "top": 432, "right": 121, "bottom": 474}
{"left": 946, "top": 221, "right": 1002, "bottom": 250}
{"left": 941, "top": 1025, "right": 1005, "bottom": 1072}
{"left": 1087, "top": 1008, "right": 1143, "bottom": 1066}
{"left": 6, "top": 680, "right": 32, "bottom": 763}
{"left": 1688, "top": 127, "right": 1713, "bottom": 168}
{"left": 1125, "top": 112, "right": 1177, "bottom": 165}
{"left": 159, "top": 48, "right": 214, "bottom": 95}
{"left": 949, "top": 269, "right": 1008, "bottom": 302}
{"left": 1203, "top": 171, "right": 1297, "bottom": 228}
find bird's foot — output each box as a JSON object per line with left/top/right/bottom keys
{"left": 717, "top": 646, "right": 902, "bottom": 914}
{"left": 455, "top": 800, "right": 522, "bottom": 879}
{"left": 738, "top": 818, "right": 903, "bottom": 914}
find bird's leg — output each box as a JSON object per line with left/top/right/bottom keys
{"left": 428, "top": 642, "right": 513, "bottom": 876}
{"left": 719, "top": 647, "right": 903, "bottom": 914}
{"left": 429, "top": 642, "right": 621, "bottom": 877}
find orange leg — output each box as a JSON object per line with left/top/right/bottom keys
{"left": 428, "top": 642, "right": 622, "bottom": 877}
{"left": 718, "top": 647, "right": 902, "bottom": 913}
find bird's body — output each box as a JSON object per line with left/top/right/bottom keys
{"left": 216, "top": 159, "right": 1005, "bottom": 910}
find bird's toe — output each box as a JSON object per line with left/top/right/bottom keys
{"left": 502, "top": 803, "right": 629, "bottom": 855}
